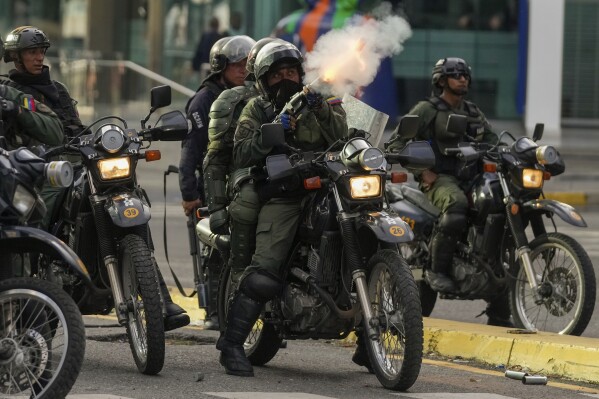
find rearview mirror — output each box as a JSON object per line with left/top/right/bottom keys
{"left": 532, "top": 123, "right": 544, "bottom": 142}
{"left": 394, "top": 115, "right": 419, "bottom": 140}
{"left": 261, "top": 123, "right": 285, "bottom": 148}
{"left": 150, "top": 85, "right": 172, "bottom": 109}
{"left": 446, "top": 114, "right": 467, "bottom": 136}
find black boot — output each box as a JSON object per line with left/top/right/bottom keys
{"left": 427, "top": 231, "right": 458, "bottom": 293}
{"left": 216, "top": 291, "right": 263, "bottom": 377}
{"left": 157, "top": 270, "right": 190, "bottom": 331}
{"left": 352, "top": 332, "right": 374, "bottom": 373}
{"left": 486, "top": 295, "right": 515, "bottom": 328}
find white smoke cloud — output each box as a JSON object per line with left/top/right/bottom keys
{"left": 303, "top": 7, "right": 412, "bottom": 97}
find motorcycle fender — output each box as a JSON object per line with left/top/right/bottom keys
{"left": 356, "top": 211, "right": 415, "bottom": 243}
{"left": 0, "top": 225, "right": 92, "bottom": 284}
{"left": 523, "top": 199, "right": 587, "bottom": 227}
{"left": 106, "top": 193, "right": 151, "bottom": 227}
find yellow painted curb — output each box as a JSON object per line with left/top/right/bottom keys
{"left": 169, "top": 287, "right": 599, "bottom": 384}
{"left": 543, "top": 192, "right": 587, "bottom": 206}
{"left": 424, "top": 318, "right": 599, "bottom": 384}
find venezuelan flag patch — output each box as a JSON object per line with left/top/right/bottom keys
{"left": 22, "top": 96, "right": 36, "bottom": 112}
{"left": 326, "top": 96, "right": 342, "bottom": 105}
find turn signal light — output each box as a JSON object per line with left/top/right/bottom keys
{"left": 391, "top": 172, "right": 408, "bottom": 183}
{"left": 543, "top": 171, "right": 551, "bottom": 180}
{"left": 304, "top": 176, "right": 321, "bottom": 190}
{"left": 144, "top": 150, "right": 161, "bottom": 162}
{"left": 483, "top": 163, "right": 497, "bottom": 173}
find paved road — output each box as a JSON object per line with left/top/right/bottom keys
{"left": 64, "top": 317, "right": 599, "bottom": 399}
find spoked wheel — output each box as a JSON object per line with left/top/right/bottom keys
{"left": 120, "top": 234, "right": 165, "bottom": 375}
{"left": 0, "top": 278, "right": 85, "bottom": 398}
{"left": 363, "top": 249, "right": 423, "bottom": 391}
{"left": 510, "top": 232, "right": 596, "bottom": 335}
{"left": 399, "top": 242, "right": 437, "bottom": 317}
{"left": 217, "top": 264, "right": 281, "bottom": 366}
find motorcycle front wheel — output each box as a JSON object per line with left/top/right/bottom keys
{"left": 509, "top": 232, "right": 596, "bottom": 335}
{"left": 120, "top": 234, "right": 165, "bottom": 375}
{"left": 217, "top": 264, "right": 281, "bottom": 366}
{"left": 364, "top": 249, "right": 423, "bottom": 391}
{"left": 399, "top": 242, "right": 437, "bottom": 317}
{"left": 0, "top": 277, "right": 86, "bottom": 398}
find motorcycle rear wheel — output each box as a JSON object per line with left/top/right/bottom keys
{"left": 217, "top": 264, "right": 281, "bottom": 366}
{"left": 120, "top": 234, "right": 165, "bottom": 374}
{"left": 509, "top": 232, "right": 596, "bottom": 335}
{"left": 364, "top": 249, "right": 423, "bottom": 391}
{"left": 0, "top": 277, "right": 86, "bottom": 398}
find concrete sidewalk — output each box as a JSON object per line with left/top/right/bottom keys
{"left": 168, "top": 287, "right": 599, "bottom": 386}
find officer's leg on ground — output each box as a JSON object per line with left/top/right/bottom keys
{"left": 425, "top": 175, "right": 468, "bottom": 293}
{"left": 219, "top": 181, "right": 262, "bottom": 331}
{"left": 145, "top": 226, "right": 190, "bottom": 331}
{"left": 352, "top": 329, "right": 374, "bottom": 373}
{"left": 485, "top": 293, "right": 514, "bottom": 327}
{"left": 217, "top": 197, "right": 304, "bottom": 377}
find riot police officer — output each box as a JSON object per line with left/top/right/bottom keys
{"left": 2, "top": 27, "right": 190, "bottom": 331}
{"left": 180, "top": 35, "right": 256, "bottom": 328}
{"left": 179, "top": 35, "right": 256, "bottom": 216}
{"left": 203, "top": 37, "right": 281, "bottom": 330}
{"left": 386, "top": 57, "right": 512, "bottom": 327}
{"left": 217, "top": 40, "right": 347, "bottom": 377}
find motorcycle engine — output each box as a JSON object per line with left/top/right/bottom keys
{"left": 450, "top": 254, "right": 489, "bottom": 295}
{"left": 281, "top": 282, "right": 328, "bottom": 333}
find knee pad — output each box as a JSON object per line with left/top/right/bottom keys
{"left": 239, "top": 271, "right": 282, "bottom": 303}
{"left": 437, "top": 212, "right": 467, "bottom": 235}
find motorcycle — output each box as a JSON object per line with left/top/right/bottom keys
{"left": 196, "top": 108, "right": 434, "bottom": 390}
{"left": 0, "top": 144, "right": 88, "bottom": 398}
{"left": 388, "top": 114, "right": 596, "bottom": 335}
{"left": 42, "top": 85, "right": 189, "bottom": 375}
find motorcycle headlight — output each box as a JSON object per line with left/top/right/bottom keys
{"left": 97, "top": 157, "right": 131, "bottom": 180}
{"left": 350, "top": 175, "right": 381, "bottom": 198}
{"left": 522, "top": 168, "right": 544, "bottom": 189}
{"left": 13, "top": 184, "right": 36, "bottom": 215}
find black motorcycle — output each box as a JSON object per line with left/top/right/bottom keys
{"left": 388, "top": 114, "right": 596, "bottom": 335}
{"left": 43, "top": 85, "right": 189, "bottom": 375}
{"left": 196, "top": 114, "right": 434, "bottom": 391}
{"left": 0, "top": 145, "right": 88, "bottom": 398}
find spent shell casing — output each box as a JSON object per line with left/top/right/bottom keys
{"left": 505, "top": 370, "right": 527, "bottom": 380}
{"left": 522, "top": 375, "right": 548, "bottom": 385}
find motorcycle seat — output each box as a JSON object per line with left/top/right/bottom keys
{"left": 387, "top": 183, "right": 441, "bottom": 217}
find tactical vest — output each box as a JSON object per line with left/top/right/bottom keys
{"left": 426, "top": 96, "right": 485, "bottom": 176}
{"left": 0, "top": 77, "right": 82, "bottom": 137}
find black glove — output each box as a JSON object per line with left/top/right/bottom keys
{"left": 0, "top": 97, "right": 19, "bottom": 117}
{"left": 306, "top": 91, "right": 323, "bottom": 109}
{"left": 209, "top": 208, "right": 230, "bottom": 235}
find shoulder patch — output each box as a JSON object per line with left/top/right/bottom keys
{"left": 326, "top": 96, "right": 342, "bottom": 105}
{"left": 36, "top": 102, "right": 54, "bottom": 114}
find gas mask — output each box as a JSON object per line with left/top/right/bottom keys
{"left": 270, "top": 79, "right": 303, "bottom": 111}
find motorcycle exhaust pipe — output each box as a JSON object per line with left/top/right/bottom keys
{"left": 195, "top": 217, "right": 230, "bottom": 252}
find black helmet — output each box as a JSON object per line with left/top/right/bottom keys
{"left": 209, "top": 35, "right": 255, "bottom": 74}
{"left": 246, "top": 37, "right": 281, "bottom": 76}
{"left": 3, "top": 26, "right": 51, "bottom": 63}
{"left": 431, "top": 57, "right": 471, "bottom": 88}
{"left": 254, "top": 40, "right": 303, "bottom": 82}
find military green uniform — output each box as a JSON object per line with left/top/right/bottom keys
{"left": 0, "top": 84, "right": 63, "bottom": 149}
{"left": 233, "top": 95, "right": 347, "bottom": 281}
{"left": 387, "top": 96, "right": 497, "bottom": 215}
{"left": 387, "top": 95, "right": 511, "bottom": 323}
{"left": 2, "top": 67, "right": 84, "bottom": 230}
